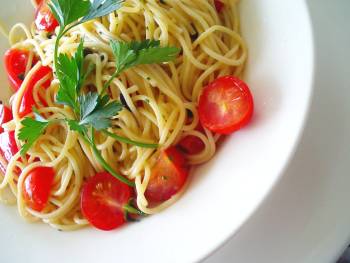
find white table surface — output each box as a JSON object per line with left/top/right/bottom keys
{"left": 204, "top": 1, "right": 350, "bottom": 262}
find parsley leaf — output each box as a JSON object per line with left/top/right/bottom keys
{"left": 81, "top": 0, "right": 124, "bottom": 23}
{"left": 78, "top": 93, "right": 123, "bottom": 130}
{"left": 49, "top": 0, "right": 90, "bottom": 28}
{"left": 18, "top": 115, "right": 51, "bottom": 156}
{"left": 102, "top": 39, "right": 180, "bottom": 92}
{"left": 55, "top": 40, "right": 84, "bottom": 112}
{"left": 110, "top": 39, "right": 180, "bottom": 73}
{"left": 49, "top": 0, "right": 123, "bottom": 31}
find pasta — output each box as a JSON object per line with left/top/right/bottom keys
{"left": 0, "top": 0, "right": 247, "bottom": 231}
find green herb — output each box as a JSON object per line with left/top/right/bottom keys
{"left": 102, "top": 39, "right": 180, "bottom": 92}
{"left": 78, "top": 93, "right": 123, "bottom": 130}
{"left": 18, "top": 0, "right": 178, "bottom": 189}
{"left": 18, "top": 112, "right": 51, "bottom": 156}
{"left": 49, "top": 0, "right": 123, "bottom": 76}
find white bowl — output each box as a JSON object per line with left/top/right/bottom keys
{"left": 0, "top": 1, "right": 314, "bottom": 262}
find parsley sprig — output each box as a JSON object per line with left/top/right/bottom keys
{"left": 103, "top": 39, "right": 180, "bottom": 93}
{"left": 18, "top": 0, "right": 180, "bottom": 187}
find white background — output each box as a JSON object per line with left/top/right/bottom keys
{"left": 204, "top": 1, "right": 350, "bottom": 262}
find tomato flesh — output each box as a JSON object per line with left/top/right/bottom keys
{"left": 23, "top": 167, "right": 55, "bottom": 211}
{"left": 35, "top": 0, "right": 59, "bottom": 32}
{"left": 81, "top": 172, "right": 132, "bottom": 231}
{"left": 0, "top": 131, "right": 19, "bottom": 164}
{"left": 178, "top": 135, "right": 205, "bottom": 155}
{"left": 145, "top": 147, "right": 189, "bottom": 203}
{"left": 18, "top": 65, "right": 52, "bottom": 118}
{"left": 0, "top": 105, "right": 13, "bottom": 133}
{"left": 4, "top": 49, "right": 31, "bottom": 91}
{"left": 198, "top": 76, "right": 254, "bottom": 134}
{"left": 0, "top": 131, "right": 19, "bottom": 174}
{"left": 214, "top": 0, "right": 224, "bottom": 13}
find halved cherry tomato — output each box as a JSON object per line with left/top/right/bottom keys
{"left": 23, "top": 166, "right": 55, "bottom": 211}
{"left": 4, "top": 49, "right": 32, "bottom": 91}
{"left": 18, "top": 65, "right": 52, "bottom": 118}
{"left": 0, "top": 104, "right": 13, "bottom": 133}
{"left": 145, "top": 147, "right": 189, "bottom": 203}
{"left": 81, "top": 172, "right": 132, "bottom": 231}
{"left": 35, "top": 0, "right": 59, "bottom": 32}
{"left": 178, "top": 135, "right": 205, "bottom": 155}
{"left": 198, "top": 76, "right": 254, "bottom": 134}
{"left": 0, "top": 131, "right": 19, "bottom": 164}
{"left": 214, "top": 0, "right": 224, "bottom": 13}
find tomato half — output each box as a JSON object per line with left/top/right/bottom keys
{"left": 81, "top": 172, "right": 132, "bottom": 231}
{"left": 4, "top": 49, "right": 32, "bottom": 91}
{"left": 23, "top": 166, "right": 55, "bottom": 211}
{"left": 178, "top": 135, "right": 205, "bottom": 155}
{"left": 35, "top": 0, "right": 59, "bottom": 32}
{"left": 145, "top": 147, "right": 189, "bottom": 203}
{"left": 214, "top": 0, "right": 224, "bottom": 13}
{"left": 0, "top": 104, "right": 13, "bottom": 133}
{"left": 198, "top": 76, "right": 254, "bottom": 134}
{"left": 18, "top": 65, "right": 52, "bottom": 118}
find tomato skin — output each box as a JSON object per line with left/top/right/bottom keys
{"left": 214, "top": 0, "right": 224, "bottom": 13}
{"left": 81, "top": 172, "right": 132, "bottom": 231}
{"left": 198, "top": 76, "right": 254, "bottom": 135}
{"left": 18, "top": 65, "right": 52, "bottom": 118}
{"left": 0, "top": 105, "right": 13, "bottom": 133}
{"left": 0, "top": 131, "right": 19, "bottom": 164}
{"left": 4, "top": 49, "right": 31, "bottom": 91}
{"left": 178, "top": 135, "right": 205, "bottom": 155}
{"left": 35, "top": 0, "right": 59, "bottom": 32}
{"left": 23, "top": 167, "right": 55, "bottom": 211}
{"left": 145, "top": 147, "right": 189, "bottom": 203}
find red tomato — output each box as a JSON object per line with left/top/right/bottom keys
{"left": 4, "top": 49, "right": 31, "bottom": 91}
{"left": 214, "top": 0, "right": 224, "bottom": 13}
{"left": 145, "top": 147, "right": 189, "bottom": 203}
{"left": 81, "top": 172, "right": 132, "bottom": 231}
{"left": 0, "top": 131, "right": 19, "bottom": 164}
{"left": 18, "top": 65, "right": 52, "bottom": 118}
{"left": 0, "top": 104, "right": 13, "bottom": 133}
{"left": 198, "top": 76, "right": 254, "bottom": 134}
{"left": 23, "top": 166, "right": 55, "bottom": 211}
{"left": 178, "top": 135, "right": 205, "bottom": 155}
{"left": 35, "top": 0, "right": 59, "bottom": 32}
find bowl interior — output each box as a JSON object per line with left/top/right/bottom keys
{"left": 0, "top": 1, "right": 314, "bottom": 262}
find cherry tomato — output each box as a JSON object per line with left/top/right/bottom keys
{"left": 18, "top": 65, "right": 52, "bottom": 118}
{"left": 145, "top": 147, "right": 189, "bottom": 203}
{"left": 198, "top": 76, "right": 254, "bottom": 134}
{"left": 178, "top": 135, "right": 205, "bottom": 155}
{"left": 0, "top": 131, "right": 19, "bottom": 164}
{"left": 4, "top": 49, "right": 31, "bottom": 91}
{"left": 214, "top": 0, "right": 224, "bottom": 13}
{"left": 35, "top": 0, "right": 59, "bottom": 32}
{"left": 81, "top": 172, "right": 132, "bottom": 231}
{"left": 0, "top": 104, "right": 13, "bottom": 133}
{"left": 23, "top": 166, "right": 55, "bottom": 211}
